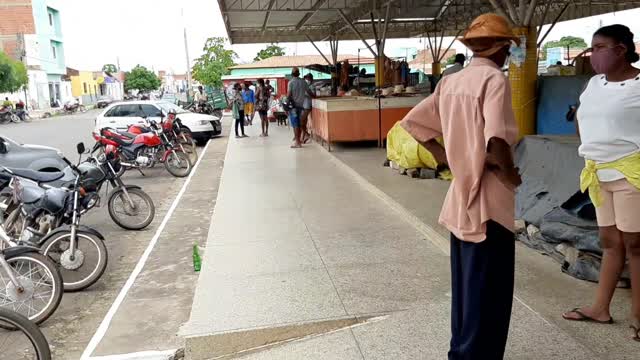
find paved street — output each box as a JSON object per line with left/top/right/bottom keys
{"left": 0, "top": 110, "right": 101, "bottom": 158}
{"left": 0, "top": 112, "right": 230, "bottom": 358}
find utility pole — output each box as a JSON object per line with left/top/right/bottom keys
{"left": 182, "top": 8, "right": 193, "bottom": 101}
{"left": 16, "top": 33, "right": 29, "bottom": 110}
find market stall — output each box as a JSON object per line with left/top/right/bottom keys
{"left": 310, "top": 95, "right": 425, "bottom": 149}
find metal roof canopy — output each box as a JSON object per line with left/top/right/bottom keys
{"left": 219, "top": 0, "right": 640, "bottom": 45}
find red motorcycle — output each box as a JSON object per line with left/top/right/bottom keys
{"left": 93, "top": 120, "right": 192, "bottom": 178}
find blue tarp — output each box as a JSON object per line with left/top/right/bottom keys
{"left": 536, "top": 75, "right": 590, "bottom": 135}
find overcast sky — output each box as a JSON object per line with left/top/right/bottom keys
{"left": 59, "top": 0, "right": 640, "bottom": 73}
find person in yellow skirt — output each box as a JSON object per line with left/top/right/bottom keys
{"left": 562, "top": 24, "right": 640, "bottom": 343}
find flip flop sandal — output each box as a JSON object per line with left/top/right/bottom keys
{"left": 562, "top": 308, "right": 614, "bottom": 324}
{"left": 631, "top": 325, "right": 640, "bottom": 342}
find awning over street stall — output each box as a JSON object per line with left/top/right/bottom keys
{"left": 218, "top": 0, "right": 640, "bottom": 45}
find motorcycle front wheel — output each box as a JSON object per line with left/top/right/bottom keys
{"left": 0, "top": 252, "right": 63, "bottom": 326}
{"left": 164, "top": 151, "right": 192, "bottom": 178}
{"left": 41, "top": 231, "right": 108, "bottom": 292}
{"left": 108, "top": 188, "right": 155, "bottom": 230}
{"left": 0, "top": 308, "right": 52, "bottom": 359}
{"left": 178, "top": 138, "right": 198, "bottom": 164}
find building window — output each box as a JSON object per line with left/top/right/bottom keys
{"left": 83, "top": 83, "right": 87, "bottom": 93}
{"left": 51, "top": 44, "right": 56, "bottom": 59}
{"left": 48, "top": 12, "right": 53, "bottom": 26}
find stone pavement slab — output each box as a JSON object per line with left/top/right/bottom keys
{"left": 182, "top": 124, "right": 598, "bottom": 360}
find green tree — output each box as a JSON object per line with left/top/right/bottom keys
{"left": 102, "top": 64, "right": 118, "bottom": 74}
{"left": 445, "top": 54, "right": 457, "bottom": 65}
{"left": 254, "top": 43, "right": 286, "bottom": 61}
{"left": 0, "top": 51, "right": 28, "bottom": 93}
{"left": 192, "top": 37, "right": 237, "bottom": 87}
{"left": 124, "top": 65, "right": 161, "bottom": 92}
{"left": 541, "top": 36, "right": 588, "bottom": 60}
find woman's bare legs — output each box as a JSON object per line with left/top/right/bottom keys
{"left": 623, "top": 232, "right": 640, "bottom": 337}
{"left": 563, "top": 226, "right": 625, "bottom": 322}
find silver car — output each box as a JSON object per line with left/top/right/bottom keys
{"left": 0, "top": 136, "right": 68, "bottom": 172}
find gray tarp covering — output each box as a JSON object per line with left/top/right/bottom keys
{"left": 514, "top": 136, "right": 629, "bottom": 285}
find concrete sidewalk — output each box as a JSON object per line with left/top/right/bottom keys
{"left": 181, "top": 124, "right": 597, "bottom": 359}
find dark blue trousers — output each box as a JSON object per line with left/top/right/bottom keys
{"left": 448, "top": 221, "right": 515, "bottom": 360}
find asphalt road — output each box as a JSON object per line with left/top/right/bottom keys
{"left": 0, "top": 109, "right": 100, "bottom": 158}
{"left": 0, "top": 111, "right": 230, "bottom": 358}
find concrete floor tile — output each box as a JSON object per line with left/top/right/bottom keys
{"left": 205, "top": 236, "right": 325, "bottom": 277}
{"left": 186, "top": 269, "right": 347, "bottom": 335}
{"left": 313, "top": 227, "right": 442, "bottom": 266}
{"left": 351, "top": 302, "right": 451, "bottom": 360}
{"left": 330, "top": 260, "right": 450, "bottom": 314}
{"left": 236, "top": 330, "right": 364, "bottom": 360}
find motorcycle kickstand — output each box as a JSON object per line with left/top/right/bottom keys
{"left": 137, "top": 168, "right": 146, "bottom": 176}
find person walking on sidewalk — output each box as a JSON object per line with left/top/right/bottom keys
{"left": 242, "top": 83, "right": 255, "bottom": 125}
{"left": 562, "top": 24, "right": 640, "bottom": 343}
{"left": 301, "top": 73, "right": 316, "bottom": 144}
{"left": 256, "top": 78, "right": 270, "bottom": 137}
{"left": 401, "top": 13, "right": 521, "bottom": 359}
{"left": 287, "top": 67, "right": 307, "bottom": 148}
{"left": 231, "top": 83, "right": 247, "bottom": 138}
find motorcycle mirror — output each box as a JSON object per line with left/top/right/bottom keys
{"left": 77, "top": 142, "right": 86, "bottom": 155}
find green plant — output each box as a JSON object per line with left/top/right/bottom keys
{"left": 102, "top": 64, "right": 118, "bottom": 74}
{"left": 254, "top": 43, "right": 286, "bottom": 61}
{"left": 0, "top": 51, "right": 28, "bottom": 93}
{"left": 192, "top": 37, "right": 237, "bottom": 87}
{"left": 541, "top": 36, "right": 587, "bottom": 60}
{"left": 124, "top": 65, "right": 161, "bottom": 92}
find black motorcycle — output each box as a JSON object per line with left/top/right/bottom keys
{"left": 1, "top": 143, "right": 108, "bottom": 291}
{"left": 83, "top": 144, "right": 156, "bottom": 230}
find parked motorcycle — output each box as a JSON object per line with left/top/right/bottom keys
{"left": 0, "top": 228, "right": 63, "bottom": 325}
{"left": 62, "top": 99, "right": 87, "bottom": 114}
{"left": 0, "top": 144, "right": 108, "bottom": 292}
{"left": 81, "top": 146, "right": 156, "bottom": 230}
{"left": 185, "top": 101, "right": 223, "bottom": 120}
{"left": 94, "top": 120, "right": 192, "bottom": 178}
{"left": 0, "top": 106, "right": 21, "bottom": 124}
{"left": 14, "top": 101, "right": 30, "bottom": 122}
{"left": 165, "top": 111, "right": 198, "bottom": 163}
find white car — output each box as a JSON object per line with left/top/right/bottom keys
{"left": 95, "top": 100, "right": 222, "bottom": 144}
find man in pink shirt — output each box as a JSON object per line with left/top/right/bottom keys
{"left": 402, "top": 13, "right": 522, "bottom": 359}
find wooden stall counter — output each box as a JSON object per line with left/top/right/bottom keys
{"left": 311, "top": 95, "right": 426, "bottom": 150}
{"left": 380, "top": 96, "right": 425, "bottom": 142}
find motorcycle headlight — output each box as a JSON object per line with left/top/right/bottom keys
{"left": 81, "top": 192, "right": 100, "bottom": 212}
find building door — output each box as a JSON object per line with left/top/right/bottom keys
{"left": 54, "top": 83, "right": 61, "bottom": 103}
{"left": 48, "top": 83, "right": 55, "bottom": 106}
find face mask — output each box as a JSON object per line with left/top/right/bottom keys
{"left": 590, "top": 47, "right": 624, "bottom": 74}
{"left": 305, "top": 80, "right": 311, "bottom": 85}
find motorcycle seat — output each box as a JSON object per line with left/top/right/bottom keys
{"left": 103, "top": 131, "right": 135, "bottom": 145}
{"left": 117, "top": 131, "right": 138, "bottom": 139}
{"left": 5, "top": 168, "right": 65, "bottom": 183}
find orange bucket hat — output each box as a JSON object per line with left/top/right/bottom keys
{"left": 460, "top": 13, "right": 519, "bottom": 56}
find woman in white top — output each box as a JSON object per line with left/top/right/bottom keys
{"left": 562, "top": 24, "right": 640, "bottom": 342}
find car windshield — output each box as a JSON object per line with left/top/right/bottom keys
{"left": 158, "top": 102, "right": 188, "bottom": 114}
